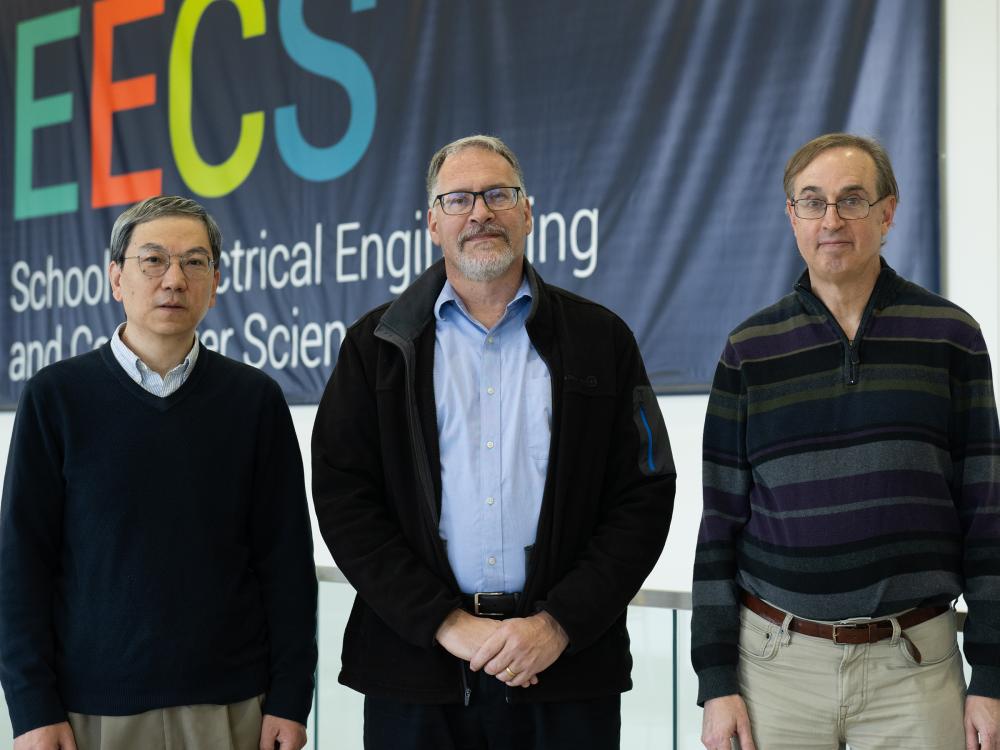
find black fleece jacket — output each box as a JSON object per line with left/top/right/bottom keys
{"left": 312, "top": 259, "right": 675, "bottom": 704}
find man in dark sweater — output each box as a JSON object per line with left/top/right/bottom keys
{"left": 0, "top": 197, "right": 317, "bottom": 750}
{"left": 693, "top": 134, "right": 1000, "bottom": 749}
{"left": 312, "top": 135, "right": 675, "bottom": 749}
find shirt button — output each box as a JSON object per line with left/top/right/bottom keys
{"left": 487, "top": 336, "right": 495, "bottom": 344}
{"left": 486, "top": 440, "right": 495, "bottom": 449}
{"left": 486, "top": 497, "right": 495, "bottom": 505}
{"left": 487, "top": 556, "right": 496, "bottom": 566}
{"left": 487, "top": 386, "right": 495, "bottom": 395}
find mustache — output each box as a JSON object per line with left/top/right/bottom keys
{"left": 459, "top": 222, "right": 510, "bottom": 249}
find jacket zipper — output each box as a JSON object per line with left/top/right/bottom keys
{"left": 461, "top": 663, "right": 472, "bottom": 706}
{"left": 518, "top": 343, "right": 559, "bottom": 610}
{"left": 376, "top": 326, "right": 469, "bottom": 703}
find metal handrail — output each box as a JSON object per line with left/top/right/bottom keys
{"left": 316, "top": 566, "right": 966, "bottom": 628}
{"left": 319, "top": 565, "right": 692, "bottom": 613}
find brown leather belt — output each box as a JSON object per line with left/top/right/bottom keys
{"left": 741, "top": 592, "right": 948, "bottom": 663}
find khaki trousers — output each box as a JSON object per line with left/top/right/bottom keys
{"left": 67, "top": 695, "right": 264, "bottom": 750}
{"left": 736, "top": 605, "right": 966, "bottom": 750}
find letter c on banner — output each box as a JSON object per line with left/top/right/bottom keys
{"left": 169, "top": 0, "right": 265, "bottom": 197}
{"left": 274, "top": 0, "right": 376, "bottom": 181}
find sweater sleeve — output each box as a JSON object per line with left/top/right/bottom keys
{"left": 534, "top": 321, "right": 676, "bottom": 652}
{"left": 249, "top": 381, "right": 318, "bottom": 724}
{"left": 0, "top": 380, "right": 69, "bottom": 736}
{"left": 691, "top": 339, "right": 751, "bottom": 706}
{"left": 951, "top": 329, "right": 1000, "bottom": 698}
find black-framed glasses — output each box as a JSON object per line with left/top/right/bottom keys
{"left": 433, "top": 187, "right": 522, "bottom": 215}
{"left": 790, "top": 195, "right": 888, "bottom": 220}
{"left": 123, "top": 249, "right": 215, "bottom": 278}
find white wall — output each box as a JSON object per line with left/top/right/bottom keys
{"left": 1, "top": 1, "right": 997, "bottom": 596}
{"left": 943, "top": 0, "right": 1000, "bottom": 376}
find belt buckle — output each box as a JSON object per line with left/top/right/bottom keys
{"left": 831, "top": 623, "right": 860, "bottom": 644}
{"left": 832, "top": 621, "right": 877, "bottom": 644}
{"left": 473, "top": 591, "right": 505, "bottom": 617}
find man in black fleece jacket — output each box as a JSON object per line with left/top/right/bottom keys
{"left": 0, "top": 197, "right": 317, "bottom": 750}
{"left": 312, "top": 135, "right": 676, "bottom": 749}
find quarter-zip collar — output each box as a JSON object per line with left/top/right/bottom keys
{"left": 793, "top": 257, "right": 904, "bottom": 385}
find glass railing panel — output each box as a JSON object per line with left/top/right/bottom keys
{"left": 0, "top": 687, "right": 10, "bottom": 750}
{"left": 315, "top": 577, "right": 365, "bottom": 749}
{"left": 621, "top": 603, "right": 674, "bottom": 747}
{"left": 674, "top": 609, "right": 703, "bottom": 749}
{"left": 0, "top": 578, "right": 978, "bottom": 750}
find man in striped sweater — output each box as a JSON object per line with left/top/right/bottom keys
{"left": 692, "top": 133, "right": 1000, "bottom": 750}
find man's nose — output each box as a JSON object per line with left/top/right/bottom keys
{"left": 161, "top": 258, "right": 188, "bottom": 289}
{"left": 821, "top": 203, "right": 845, "bottom": 230}
{"left": 469, "top": 193, "right": 496, "bottom": 222}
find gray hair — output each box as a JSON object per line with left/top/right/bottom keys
{"left": 425, "top": 135, "right": 526, "bottom": 207}
{"left": 110, "top": 196, "right": 223, "bottom": 266}
{"left": 783, "top": 133, "right": 900, "bottom": 204}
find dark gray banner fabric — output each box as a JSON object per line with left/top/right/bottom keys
{"left": 0, "top": 0, "right": 939, "bottom": 407}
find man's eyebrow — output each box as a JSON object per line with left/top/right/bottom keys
{"left": 136, "top": 242, "right": 210, "bottom": 254}
{"left": 796, "top": 183, "right": 871, "bottom": 197}
{"left": 441, "top": 183, "right": 511, "bottom": 194}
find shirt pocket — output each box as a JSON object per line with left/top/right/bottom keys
{"left": 524, "top": 372, "right": 552, "bottom": 463}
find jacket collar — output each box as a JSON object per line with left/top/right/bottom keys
{"left": 376, "top": 257, "right": 548, "bottom": 345}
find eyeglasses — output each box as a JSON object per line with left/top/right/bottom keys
{"left": 433, "top": 187, "right": 522, "bottom": 215}
{"left": 790, "top": 195, "right": 888, "bottom": 220}
{"left": 123, "top": 249, "right": 215, "bottom": 278}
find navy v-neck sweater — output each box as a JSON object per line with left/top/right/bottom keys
{"left": 0, "top": 344, "right": 317, "bottom": 736}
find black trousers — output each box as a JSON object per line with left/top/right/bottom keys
{"left": 363, "top": 666, "right": 621, "bottom": 750}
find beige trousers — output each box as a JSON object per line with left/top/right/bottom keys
{"left": 736, "top": 605, "right": 966, "bottom": 750}
{"left": 67, "top": 695, "right": 264, "bottom": 750}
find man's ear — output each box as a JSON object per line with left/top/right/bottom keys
{"left": 109, "top": 261, "right": 124, "bottom": 302}
{"left": 785, "top": 200, "right": 797, "bottom": 232}
{"left": 208, "top": 268, "right": 220, "bottom": 309}
{"left": 428, "top": 205, "right": 441, "bottom": 246}
{"left": 880, "top": 195, "right": 897, "bottom": 236}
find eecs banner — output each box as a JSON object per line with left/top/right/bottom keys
{"left": 14, "top": 0, "right": 376, "bottom": 219}
{"left": 0, "top": 1, "right": 939, "bottom": 408}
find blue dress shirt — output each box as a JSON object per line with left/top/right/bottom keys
{"left": 434, "top": 277, "right": 552, "bottom": 594}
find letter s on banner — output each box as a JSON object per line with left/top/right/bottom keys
{"left": 274, "top": 0, "right": 377, "bottom": 181}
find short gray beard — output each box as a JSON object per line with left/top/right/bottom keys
{"left": 455, "top": 223, "right": 518, "bottom": 282}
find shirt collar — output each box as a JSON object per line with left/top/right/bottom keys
{"left": 433, "top": 275, "right": 533, "bottom": 323}
{"left": 110, "top": 323, "right": 200, "bottom": 382}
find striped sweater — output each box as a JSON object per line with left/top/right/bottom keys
{"left": 691, "top": 262, "right": 1000, "bottom": 705}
